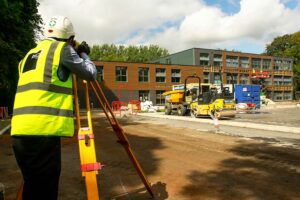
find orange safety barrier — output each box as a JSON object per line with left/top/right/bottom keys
{"left": 111, "top": 101, "right": 127, "bottom": 116}
{"left": 128, "top": 100, "right": 141, "bottom": 114}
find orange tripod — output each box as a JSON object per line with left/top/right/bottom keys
{"left": 72, "top": 76, "right": 154, "bottom": 199}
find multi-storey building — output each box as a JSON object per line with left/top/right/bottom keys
{"left": 84, "top": 48, "right": 293, "bottom": 108}
{"left": 153, "top": 48, "right": 294, "bottom": 101}
{"left": 86, "top": 61, "right": 203, "bottom": 107}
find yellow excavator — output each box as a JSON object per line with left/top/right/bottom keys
{"left": 163, "top": 73, "right": 235, "bottom": 119}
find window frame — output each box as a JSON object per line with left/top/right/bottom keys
{"left": 115, "top": 66, "right": 127, "bottom": 82}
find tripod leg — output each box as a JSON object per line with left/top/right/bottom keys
{"left": 72, "top": 75, "right": 81, "bottom": 129}
{"left": 74, "top": 78, "right": 100, "bottom": 200}
{"left": 89, "top": 81, "right": 154, "bottom": 197}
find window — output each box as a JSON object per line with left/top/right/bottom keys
{"left": 226, "top": 56, "right": 238, "bottom": 68}
{"left": 262, "top": 59, "right": 271, "bottom": 70}
{"left": 200, "top": 53, "right": 209, "bottom": 66}
{"left": 213, "top": 73, "right": 221, "bottom": 85}
{"left": 200, "top": 60, "right": 209, "bottom": 66}
{"left": 115, "top": 66, "right": 127, "bottom": 82}
{"left": 96, "top": 66, "right": 104, "bottom": 82}
{"left": 275, "top": 60, "right": 293, "bottom": 71}
{"left": 156, "top": 68, "right": 166, "bottom": 83}
{"left": 284, "top": 92, "right": 292, "bottom": 100}
{"left": 203, "top": 72, "right": 210, "bottom": 83}
{"left": 213, "top": 54, "right": 222, "bottom": 67}
{"left": 156, "top": 90, "right": 165, "bottom": 105}
{"left": 283, "top": 76, "right": 292, "bottom": 85}
{"left": 226, "top": 73, "right": 238, "bottom": 84}
{"left": 264, "top": 78, "right": 272, "bottom": 86}
{"left": 240, "top": 57, "right": 249, "bottom": 68}
{"left": 138, "top": 67, "right": 149, "bottom": 82}
{"left": 274, "top": 92, "right": 283, "bottom": 101}
{"left": 240, "top": 74, "right": 249, "bottom": 84}
{"left": 274, "top": 76, "right": 283, "bottom": 85}
{"left": 171, "top": 69, "right": 181, "bottom": 83}
{"left": 252, "top": 58, "right": 261, "bottom": 69}
{"left": 139, "top": 90, "right": 150, "bottom": 102}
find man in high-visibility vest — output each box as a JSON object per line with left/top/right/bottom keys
{"left": 11, "top": 16, "right": 97, "bottom": 200}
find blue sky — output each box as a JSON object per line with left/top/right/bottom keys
{"left": 205, "top": 0, "right": 299, "bottom": 14}
{"left": 38, "top": 0, "right": 300, "bottom": 54}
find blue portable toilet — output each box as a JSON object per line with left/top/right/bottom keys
{"left": 235, "top": 84, "right": 260, "bottom": 108}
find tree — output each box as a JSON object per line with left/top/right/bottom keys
{"left": 90, "top": 44, "right": 169, "bottom": 62}
{"left": 265, "top": 31, "right": 300, "bottom": 97}
{"left": 0, "top": 0, "right": 42, "bottom": 112}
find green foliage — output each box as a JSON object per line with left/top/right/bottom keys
{"left": 0, "top": 0, "right": 43, "bottom": 110}
{"left": 265, "top": 31, "right": 300, "bottom": 93}
{"left": 90, "top": 44, "right": 169, "bottom": 62}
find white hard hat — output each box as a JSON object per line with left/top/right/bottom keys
{"left": 44, "top": 16, "right": 75, "bottom": 39}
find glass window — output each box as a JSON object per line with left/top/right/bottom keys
{"left": 156, "top": 68, "right": 166, "bottom": 83}
{"left": 156, "top": 90, "right": 165, "bottom": 105}
{"left": 284, "top": 92, "right": 292, "bottom": 100}
{"left": 274, "top": 75, "right": 283, "bottom": 85}
{"left": 200, "top": 53, "right": 209, "bottom": 66}
{"left": 138, "top": 67, "right": 149, "bottom": 82}
{"left": 213, "top": 54, "right": 222, "bottom": 67}
{"left": 203, "top": 72, "right": 210, "bottom": 83}
{"left": 139, "top": 90, "right": 150, "bottom": 102}
{"left": 226, "top": 73, "right": 238, "bottom": 84}
{"left": 252, "top": 58, "right": 261, "bottom": 69}
{"left": 240, "top": 57, "right": 249, "bottom": 68}
{"left": 226, "top": 56, "right": 238, "bottom": 68}
{"left": 115, "top": 66, "right": 127, "bottom": 82}
{"left": 262, "top": 59, "right": 271, "bottom": 70}
{"left": 171, "top": 69, "right": 181, "bottom": 83}
{"left": 96, "top": 66, "right": 104, "bottom": 82}
{"left": 213, "top": 73, "right": 221, "bottom": 85}
{"left": 275, "top": 60, "right": 293, "bottom": 71}
{"left": 240, "top": 74, "right": 249, "bottom": 84}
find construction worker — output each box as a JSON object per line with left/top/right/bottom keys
{"left": 10, "top": 16, "right": 97, "bottom": 200}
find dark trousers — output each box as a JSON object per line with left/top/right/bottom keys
{"left": 12, "top": 137, "right": 61, "bottom": 200}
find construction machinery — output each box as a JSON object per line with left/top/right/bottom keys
{"left": 163, "top": 73, "right": 236, "bottom": 119}
{"left": 190, "top": 71, "right": 235, "bottom": 119}
{"left": 163, "top": 75, "right": 202, "bottom": 116}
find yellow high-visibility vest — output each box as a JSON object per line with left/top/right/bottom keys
{"left": 11, "top": 39, "right": 74, "bottom": 137}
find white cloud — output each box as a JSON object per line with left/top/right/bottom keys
{"left": 38, "top": 0, "right": 300, "bottom": 54}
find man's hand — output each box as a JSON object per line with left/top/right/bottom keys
{"left": 77, "top": 41, "right": 90, "bottom": 55}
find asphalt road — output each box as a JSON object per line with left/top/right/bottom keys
{"left": 134, "top": 107, "right": 300, "bottom": 149}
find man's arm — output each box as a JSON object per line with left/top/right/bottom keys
{"left": 60, "top": 44, "right": 97, "bottom": 81}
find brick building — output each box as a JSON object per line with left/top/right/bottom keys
{"left": 153, "top": 48, "right": 294, "bottom": 101}
{"left": 83, "top": 48, "right": 293, "bottom": 108}
{"left": 84, "top": 61, "right": 203, "bottom": 107}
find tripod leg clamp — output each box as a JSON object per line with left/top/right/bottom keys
{"left": 81, "top": 162, "right": 103, "bottom": 172}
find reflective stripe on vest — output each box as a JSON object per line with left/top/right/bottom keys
{"left": 11, "top": 40, "right": 74, "bottom": 137}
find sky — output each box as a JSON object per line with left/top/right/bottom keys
{"left": 38, "top": 0, "right": 300, "bottom": 54}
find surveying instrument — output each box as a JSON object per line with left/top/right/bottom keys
{"left": 17, "top": 75, "right": 154, "bottom": 199}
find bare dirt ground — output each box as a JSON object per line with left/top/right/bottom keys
{"left": 1, "top": 114, "right": 300, "bottom": 200}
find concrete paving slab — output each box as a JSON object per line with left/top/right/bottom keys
{"left": 137, "top": 112, "right": 300, "bottom": 134}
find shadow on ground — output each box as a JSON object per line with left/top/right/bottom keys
{"left": 59, "top": 116, "right": 168, "bottom": 200}
{"left": 180, "top": 140, "right": 300, "bottom": 200}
